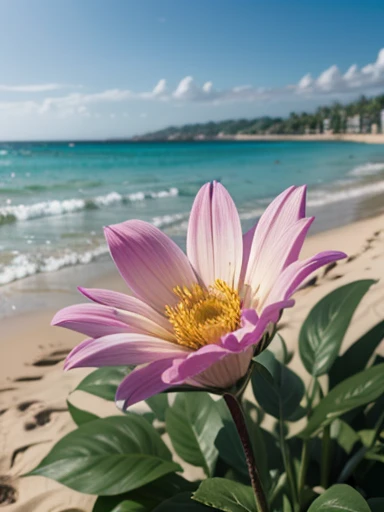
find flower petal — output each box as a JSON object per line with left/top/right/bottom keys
{"left": 64, "top": 333, "right": 189, "bottom": 370}
{"left": 243, "top": 217, "right": 314, "bottom": 309}
{"left": 78, "top": 287, "right": 174, "bottom": 340}
{"left": 239, "top": 224, "right": 256, "bottom": 287}
{"left": 116, "top": 357, "right": 181, "bottom": 409}
{"left": 104, "top": 220, "right": 196, "bottom": 312}
{"left": 266, "top": 250, "right": 346, "bottom": 306}
{"left": 51, "top": 303, "right": 133, "bottom": 338}
{"left": 187, "top": 181, "right": 243, "bottom": 288}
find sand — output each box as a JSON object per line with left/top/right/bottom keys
{"left": 1, "top": 214, "right": 383, "bottom": 511}
{"left": 223, "top": 133, "right": 384, "bottom": 144}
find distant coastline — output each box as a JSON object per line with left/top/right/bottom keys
{"left": 222, "top": 133, "right": 384, "bottom": 144}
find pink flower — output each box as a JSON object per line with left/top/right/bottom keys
{"left": 52, "top": 183, "right": 345, "bottom": 409}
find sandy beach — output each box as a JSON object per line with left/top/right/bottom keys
{"left": 1, "top": 212, "right": 384, "bottom": 511}
{"left": 226, "top": 133, "right": 384, "bottom": 144}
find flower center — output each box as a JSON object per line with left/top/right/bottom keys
{"left": 165, "top": 279, "right": 241, "bottom": 350}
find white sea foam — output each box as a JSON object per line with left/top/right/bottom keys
{"left": 307, "top": 180, "right": 384, "bottom": 207}
{"left": 0, "top": 210, "right": 187, "bottom": 285}
{"left": 0, "top": 246, "right": 109, "bottom": 285}
{"left": 0, "top": 187, "right": 180, "bottom": 223}
{"left": 349, "top": 162, "right": 384, "bottom": 177}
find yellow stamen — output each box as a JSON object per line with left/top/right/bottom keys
{"left": 165, "top": 279, "right": 241, "bottom": 350}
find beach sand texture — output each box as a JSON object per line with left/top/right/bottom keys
{"left": 0, "top": 214, "right": 383, "bottom": 511}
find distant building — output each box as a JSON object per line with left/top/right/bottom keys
{"left": 381, "top": 110, "right": 384, "bottom": 133}
{"left": 346, "top": 115, "right": 361, "bottom": 134}
{"left": 323, "top": 118, "right": 332, "bottom": 134}
{"left": 371, "top": 123, "right": 378, "bottom": 134}
{"left": 361, "top": 116, "right": 371, "bottom": 134}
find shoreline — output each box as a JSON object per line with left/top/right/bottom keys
{"left": 0, "top": 212, "right": 383, "bottom": 511}
{"left": 222, "top": 133, "right": 384, "bottom": 144}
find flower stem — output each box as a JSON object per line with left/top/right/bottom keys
{"left": 224, "top": 393, "right": 269, "bottom": 512}
{"left": 320, "top": 425, "right": 332, "bottom": 488}
{"left": 298, "top": 439, "right": 310, "bottom": 508}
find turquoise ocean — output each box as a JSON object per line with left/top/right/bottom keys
{"left": 1, "top": 140, "right": 384, "bottom": 286}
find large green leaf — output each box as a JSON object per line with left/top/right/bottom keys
{"left": 154, "top": 492, "right": 213, "bottom": 511}
{"left": 75, "top": 366, "right": 131, "bottom": 400}
{"left": 307, "top": 484, "right": 370, "bottom": 511}
{"left": 299, "top": 280, "right": 375, "bottom": 377}
{"left": 166, "top": 393, "right": 223, "bottom": 476}
{"left": 27, "top": 415, "right": 180, "bottom": 495}
{"left": 251, "top": 351, "right": 304, "bottom": 420}
{"left": 329, "top": 320, "right": 384, "bottom": 388}
{"left": 146, "top": 394, "right": 169, "bottom": 422}
{"left": 93, "top": 474, "right": 196, "bottom": 512}
{"left": 193, "top": 478, "right": 256, "bottom": 512}
{"left": 300, "top": 363, "right": 384, "bottom": 438}
{"left": 66, "top": 399, "right": 98, "bottom": 426}
{"left": 268, "top": 333, "right": 291, "bottom": 365}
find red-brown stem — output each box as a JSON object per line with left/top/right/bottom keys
{"left": 224, "top": 393, "right": 269, "bottom": 512}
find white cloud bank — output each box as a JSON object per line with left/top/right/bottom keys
{"left": 1, "top": 48, "right": 384, "bottom": 119}
{"left": 0, "top": 83, "right": 79, "bottom": 93}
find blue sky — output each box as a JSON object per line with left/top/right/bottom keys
{"left": 0, "top": 0, "right": 384, "bottom": 140}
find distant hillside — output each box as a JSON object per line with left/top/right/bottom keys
{"left": 133, "top": 94, "right": 384, "bottom": 141}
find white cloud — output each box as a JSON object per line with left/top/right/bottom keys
{"left": 296, "top": 48, "right": 384, "bottom": 96}
{"left": 0, "top": 83, "right": 79, "bottom": 93}
{"left": 1, "top": 48, "right": 384, "bottom": 120}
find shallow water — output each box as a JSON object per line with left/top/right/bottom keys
{"left": 1, "top": 140, "right": 384, "bottom": 285}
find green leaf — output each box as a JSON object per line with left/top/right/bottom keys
{"left": 331, "top": 419, "right": 360, "bottom": 454}
{"left": 307, "top": 484, "right": 370, "bottom": 511}
{"left": 111, "top": 502, "right": 148, "bottom": 512}
{"left": 66, "top": 399, "right": 98, "bottom": 426}
{"left": 146, "top": 394, "right": 169, "bottom": 422}
{"left": 166, "top": 393, "right": 223, "bottom": 476}
{"left": 27, "top": 415, "right": 180, "bottom": 495}
{"left": 75, "top": 366, "right": 131, "bottom": 400}
{"left": 329, "top": 320, "right": 384, "bottom": 388}
{"left": 251, "top": 351, "right": 305, "bottom": 420}
{"left": 154, "top": 492, "right": 213, "bottom": 511}
{"left": 299, "top": 280, "right": 375, "bottom": 377}
{"left": 282, "top": 495, "right": 293, "bottom": 512}
{"left": 93, "top": 474, "right": 197, "bottom": 512}
{"left": 300, "top": 364, "right": 384, "bottom": 438}
{"left": 269, "top": 333, "right": 291, "bottom": 364}
{"left": 193, "top": 478, "right": 256, "bottom": 512}
{"left": 95, "top": 498, "right": 149, "bottom": 512}
{"left": 367, "top": 498, "right": 384, "bottom": 512}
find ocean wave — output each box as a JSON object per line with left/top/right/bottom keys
{"left": 307, "top": 180, "right": 384, "bottom": 207}
{"left": 0, "top": 187, "right": 179, "bottom": 224}
{"left": 0, "top": 210, "right": 187, "bottom": 285}
{"left": 0, "top": 246, "right": 109, "bottom": 285}
{"left": 349, "top": 162, "right": 384, "bottom": 177}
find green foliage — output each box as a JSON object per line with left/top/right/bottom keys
{"left": 27, "top": 415, "right": 180, "bottom": 495}
{"left": 93, "top": 474, "right": 197, "bottom": 512}
{"left": 193, "top": 478, "right": 256, "bottom": 512}
{"left": 307, "top": 484, "right": 370, "bottom": 511}
{"left": 135, "top": 93, "right": 384, "bottom": 139}
{"left": 75, "top": 366, "right": 131, "bottom": 400}
{"left": 299, "top": 280, "right": 374, "bottom": 377}
{"left": 66, "top": 399, "right": 99, "bottom": 426}
{"left": 166, "top": 393, "right": 223, "bottom": 476}
{"left": 329, "top": 319, "right": 384, "bottom": 388}
{"left": 251, "top": 350, "right": 305, "bottom": 420}
{"left": 28, "top": 281, "right": 384, "bottom": 510}
{"left": 300, "top": 363, "right": 384, "bottom": 438}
